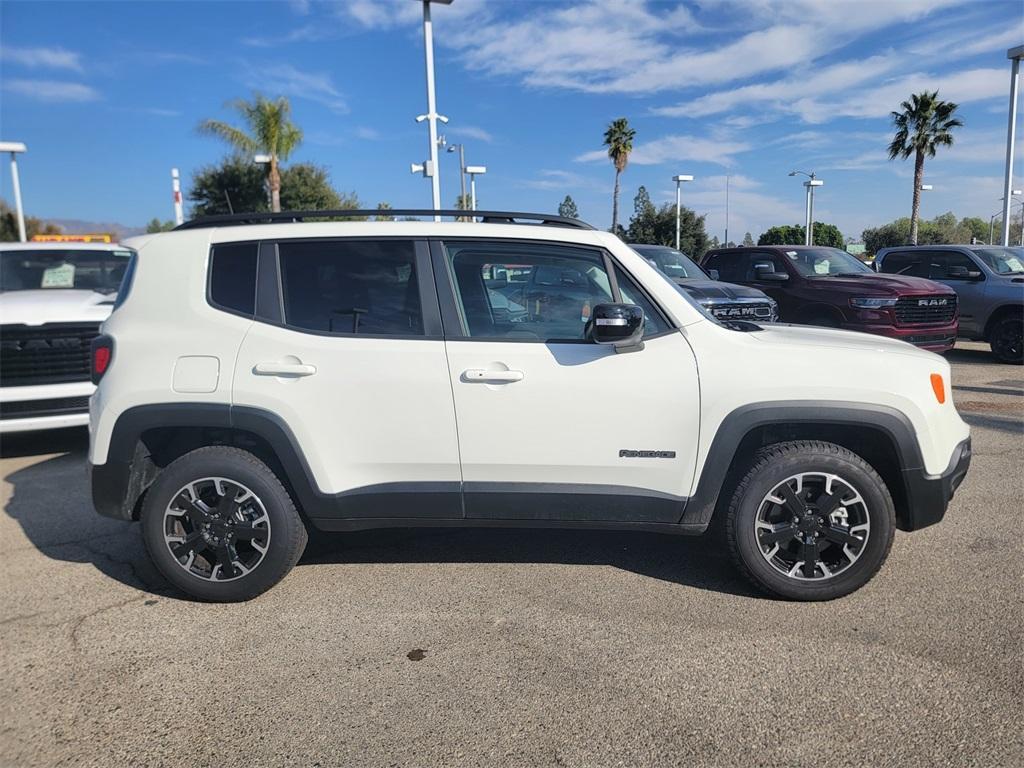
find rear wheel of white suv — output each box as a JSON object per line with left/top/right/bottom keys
{"left": 140, "top": 447, "right": 308, "bottom": 602}
{"left": 726, "top": 441, "right": 895, "bottom": 601}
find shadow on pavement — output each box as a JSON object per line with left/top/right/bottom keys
{"left": 2, "top": 430, "right": 758, "bottom": 601}
{"left": 945, "top": 346, "right": 996, "bottom": 366}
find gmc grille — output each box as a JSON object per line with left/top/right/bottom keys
{"left": 894, "top": 295, "right": 957, "bottom": 326}
{"left": 0, "top": 323, "right": 100, "bottom": 387}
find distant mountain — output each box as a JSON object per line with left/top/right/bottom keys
{"left": 48, "top": 218, "right": 146, "bottom": 240}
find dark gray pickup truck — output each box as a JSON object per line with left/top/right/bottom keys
{"left": 875, "top": 245, "right": 1023, "bottom": 364}
{"left": 631, "top": 244, "right": 778, "bottom": 323}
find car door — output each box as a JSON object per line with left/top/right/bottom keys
{"left": 925, "top": 250, "right": 987, "bottom": 337}
{"left": 232, "top": 238, "right": 462, "bottom": 521}
{"left": 435, "top": 239, "right": 700, "bottom": 523}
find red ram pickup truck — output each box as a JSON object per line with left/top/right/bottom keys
{"left": 701, "top": 246, "right": 958, "bottom": 352}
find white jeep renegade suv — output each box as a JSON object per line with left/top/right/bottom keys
{"left": 88, "top": 210, "right": 972, "bottom": 602}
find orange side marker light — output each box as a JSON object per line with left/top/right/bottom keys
{"left": 930, "top": 373, "right": 946, "bottom": 404}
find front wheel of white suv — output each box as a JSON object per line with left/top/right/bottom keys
{"left": 726, "top": 441, "right": 895, "bottom": 601}
{"left": 140, "top": 447, "right": 308, "bottom": 602}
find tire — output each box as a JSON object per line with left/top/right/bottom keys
{"left": 726, "top": 440, "right": 894, "bottom": 601}
{"left": 140, "top": 446, "right": 308, "bottom": 602}
{"left": 988, "top": 316, "right": 1023, "bottom": 365}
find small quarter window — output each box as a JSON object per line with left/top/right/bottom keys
{"left": 210, "top": 243, "right": 258, "bottom": 316}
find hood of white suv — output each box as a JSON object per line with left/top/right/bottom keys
{"left": 750, "top": 322, "right": 937, "bottom": 359}
{"left": 0, "top": 289, "right": 117, "bottom": 326}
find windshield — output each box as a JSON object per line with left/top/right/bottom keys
{"left": 631, "top": 245, "right": 706, "bottom": 280}
{"left": 782, "top": 248, "right": 872, "bottom": 277}
{"left": 971, "top": 247, "right": 1024, "bottom": 275}
{"left": 0, "top": 249, "right": 132, "bottom": 293}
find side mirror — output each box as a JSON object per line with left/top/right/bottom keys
{"left": 759, "top": 270, "right": 789, "bottom": 282}
{"left": 708, "top": 268, "right": 720, "bottom": 281}
{"left": 587, "top": 303, "right": 644, "bottom": 352}
{"left": 946, "top": 265, "right": 968, "bottom": 278}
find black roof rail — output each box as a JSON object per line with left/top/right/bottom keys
{"left": 173, "top": 209, "right": 595, "bottom": 231}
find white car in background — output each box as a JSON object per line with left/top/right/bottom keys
{"left": 1, "top": 241, "right": 133, "bottom": 433}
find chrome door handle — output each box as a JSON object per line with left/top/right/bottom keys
{"left": 254, "top": 362, "right": 317, "bottom": 377}
{"left": 462, "top": 369, "right": 524, "bottom": 383}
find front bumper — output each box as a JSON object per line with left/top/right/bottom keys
{"left": 841, "top": 321, "right": 957, "bottom": 352}
{"left": 899, "top": 437, "right": 971, "bottom": 531}
{"left": 0, "top": 382, "right": 95, "bottom": 433}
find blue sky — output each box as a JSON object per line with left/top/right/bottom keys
{"left": 0, "top": 0, "right": 1021, "bottom": 240}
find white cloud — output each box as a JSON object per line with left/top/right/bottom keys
{"left": 3, "top": 79, "right": 99, "bottom": 103}
{"left": 243, "top": 24, "right": 329, "bottom": 47}
{"left": 576, "top": 134, "right": 751, "bottom": 167}
{"left": 354, "top": 126, "right": 381, "bottom": 141}
{"left": 243, "top": 63, "right": 347, "bottom": 113}
{"left": 449, "top": 125, "right": 493, "bottom": 143}
{"left": 684, "top": 174, "right": 807, "bottom": 242}
{"left": 0, "top": 46, "right": 83, "bottom": 72}
{"left": 520, "top": 169, "right": 602, "bottom": 191}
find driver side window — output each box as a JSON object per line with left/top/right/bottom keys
{"left": 445, "top": 242, "right": 614, "bottom": 342}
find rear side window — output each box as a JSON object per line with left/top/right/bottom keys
{"left": 210, "top": 243, "right": 258, "bottom": 316}
{"left": 278, "top": 240, "right": 422, "bottom": 336}
{"left": 879, "top": 251, "right": 929, "bottom": 278}
{"left": 702, "top": 252, "right": 745, "bottom": 282}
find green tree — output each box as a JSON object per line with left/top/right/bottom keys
{"left": 0, "top": 198, "right": 62, "bottom": 241}
{"left": 759, "top": 223, "right": 843, "bottom": 248}
{"left": 708, "top": 235, "right": 721, "bottom": 250}
{"left": 626, "top": 186, "right": 657, "bottom": 243}
{"left": 887, "top": 91, "right": 963, "bottom": 245}
{"left": 602, "top": 117, "right": 635, "bottom": 233}
{"left": 454, "top": 193, "right": 472, "bottom": 211}
{"left": 198, "top": 93, "right": 303, "bottom": 213}
{"left": 188, "top": 156, "right": 347, "bottom": 217}
{"left": 625, "top": 189, "right": 709, "bottom": 257}
{"left": 145, "top": 218, "right": 175, "bottom": 233}
{"left": 742, "top": 232, "right": 754, "bottom": 246}
{"left": 558, "top": 195, "right": 579, "bottom": 219}
{"left": 376, "top": 202, "right": 394, "bottom": 222}
{"left": 758, "top": 225, "right": 804, "bottom": 245}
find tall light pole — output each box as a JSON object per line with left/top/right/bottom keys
{"left": 416, "top": 0, "right": 452, "bottom": 221}
{"left": 466, "top": 165, "right": 486, "bottom": 211}
{"left": 1, "top": 141, "right": 28, "bottom": 242}
{"left": 724, "top": 174, "right": 730, "bottom": 245}
{"left": 790, "top": 170, "right": 823, "bottom": 246}
{"left": 1001, "top": 45, "right": 1023, "bottom": 246}
{"left": 994, "top": 189, "right": 1023, "bottom": 243}
{"left": 447, "top": 143, "right": 467, "bottom": 210}
{"left": 171, "top": 168, "right": 184, "bottom": 225}
{"left": 672, "top": 174, "right": 694, "bottom": 250}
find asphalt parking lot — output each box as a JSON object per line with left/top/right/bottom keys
{"left": 1, "top": 341, "right": 1021, "bottom": 767}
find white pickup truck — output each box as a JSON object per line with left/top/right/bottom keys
{"left": 1, "top": 241, "right": 133, "bottom": 433}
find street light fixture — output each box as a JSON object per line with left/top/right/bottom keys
{"left": 1, "top": 141, "right": 28, "bottom": 242}
{"left": 672, "top": 174, "right": 694, "bottom": 251}
{"left": 789, "top": 170, "right": 823, "bottom": 246}
{"left": 1000, "top": 44, "right": 1023, "bottom": 246}
{"left": 416, "top": 0, "right": 453, "bottom": 221}
{"left": 465, "top": 165, "right": 486, "bottom": 211}
{"left": 920, "top": 183, "right": 933, "bottom": 191}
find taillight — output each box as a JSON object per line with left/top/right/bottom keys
{"left": 91, "top": 335, "right": 113, "bottom": 384}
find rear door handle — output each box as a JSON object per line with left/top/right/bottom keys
{"left": 463, "top": 369, "right": 524, "bottom": 383}
{"left": 254, "top": 362, "right": 317, "bottom": 377}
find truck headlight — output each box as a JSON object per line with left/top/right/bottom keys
{"left": 850, "top": 297, "right": 898, "bottom": 309}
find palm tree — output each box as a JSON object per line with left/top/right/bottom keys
{"left": 888, "top": 91, "right": 962, "bottom": 245}
{"left": 198, "top": 94, "right": 303, "bottom": 213}
{"left": 603, "top": 118, "right": 635, "bottom": 233}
